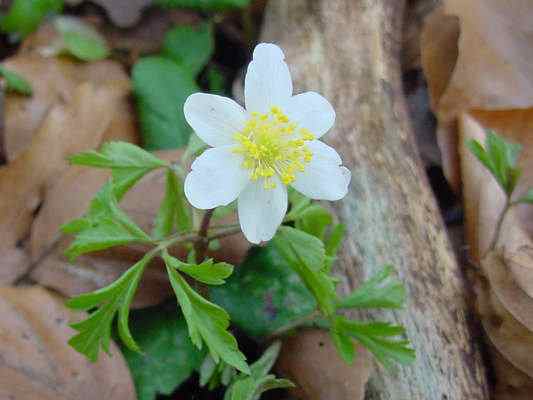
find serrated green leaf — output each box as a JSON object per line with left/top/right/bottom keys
{"left": 295, "top": 204, "right": 333, "bottom": 240}
{"left": 163, "top": 251, "right": 233, "bottom": 285}
{"left": 165, "top": 260, "right": 249, "bottom": 373}
{"left": 155, "top": 0, "right": 251, "bottom": 11}
{"left": 199, "top": 354, "right": 219, "bottom": 387}
{"left": 0, "top": 66, "right": 32, "bottom": 95}
{"left": 162, "top": 22, "right": 213, "bottom": 76}
{"left": 121, "top": 306, "right": 205, "bottom": 400}
{"left": 53, "top": 16, "right": 109, "bottom": 61}
{"left": 273, "top": 227, "right": 336, "bottom": 316}
{"left": 330, "top": 328, "right": 355, "bottom": 364}
{"left": 210, "top": 245, "right": 316, "bottom": 338}
{"left": 334, "top": 317, "right": 415, "bottom": 370}
{"left": 274, "top": 226, "right": 325, "bottom": 271}
{"left": 69, "top": 141, "right": 167, "bottom": 199}
{"left": 63, "top": 182, "right": 151, "bottom": 260}
{"left": 133, "top": 56, "right": 198, "bottom": 150}
{"left": 67, "top": 254, "right": 153, "bottom": 361}
{"left": 153, "top": 169, "right": 192, "bottom": 239}
{"left": 0, "top": 0, "right": 62, "bottom": 38}
{"left": 516, "top": 188, "right": 533, "bottom": 204}
{"left": 338, "top": 265, "right": 406, "bottom": 310}
{"left": 225, "top": 341, "right": 293, "bottom": 400}
{"left": 467, "top": 131, "right": 523, "bottom": 196}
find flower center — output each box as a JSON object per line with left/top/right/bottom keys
{"left": 233, "top": 106, "right": 315, "bottom": 189}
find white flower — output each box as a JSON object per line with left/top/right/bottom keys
{"left": 183, "top": 43, "right": 351, "bottom": 244}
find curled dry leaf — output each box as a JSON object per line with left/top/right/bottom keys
{"left": 490, "top": 344, "right": 533, "bottom": 400}
{"left": 422, "top": 0, "right": 533, "bottom": 189}
{"left": 485, "top": 251, "right": 533, "bottom": 333}
{"left": 422, "top": 0, "right": 533, "bottom": 387}
{"left": 276, "top": 330, "right": 372, "bottom": 400}
{"left": 30, "top": 150, "right": 251, "bottom": 308}
{"left": 0, "top": 286, "right": 135, "bottom": 399}
{"left": 475, "top": 273, "right": 533, "bottom": 379}
{"left": 0, "top": 83, "right": 124, "bottom": 284}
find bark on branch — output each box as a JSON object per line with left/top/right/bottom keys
{"left": 260, "top": 0, "right": 489, "bottom": 398}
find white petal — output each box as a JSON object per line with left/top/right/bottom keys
{"left": 244, "top": 43, "right": 292, "bottom": 113}
{"left": 283, "top": 92, "right": 335, "bottom": 139}
{"left": 291, "top": 141, "right": 351, "bottom": 201}
{"left": 238, "top": 177, "right": 288, "bottom": 244}
{"left": 184, "top": 146, "right": 249, "bottom": 209}
{"left": 184, "top": 93, "right": 246, "bottom": 147}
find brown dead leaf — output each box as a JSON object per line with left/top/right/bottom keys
{"left": 475, "top": 276, "right": 533, "bottom": 378}
{"left": 276, "top": 330, "right": 372, "bottom": 400}
{"left": 0, "top": 83, "right": 123, "bottom": 284}
{"left": 422, "top": 0, "right": 533, "bottom": 189}
{"left": 490, "top": 343, "right": 533, "bottom": 400}
{"left": 29, "top": 150, "right": 250, "bottom": 307}
{"left": 3, "top": 50, "right": 134, "bottom": 161}
{"left": 485, "top": 251, "right": 533, "bottom": 333}
{"left": 0, "top": 286, "right": 135, "bottom": 399}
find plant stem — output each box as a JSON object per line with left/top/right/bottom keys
{"left": 267, "top": 311, "right": 323, "bottom": 339}
{"left": 484, "top": 196, "right": 512, "bottom": 257}
{"left": 195, "top": 209, "right": 214, "bottom": 262}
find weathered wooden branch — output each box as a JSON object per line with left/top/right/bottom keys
{"left": 260, "top": 0, "right": 489, "bottom": 398}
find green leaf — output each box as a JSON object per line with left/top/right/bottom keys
{"left": 330, "top": 328, "right": 355, "bottom": 364}
{"left": 182, "top": 133, "right": 208, "bottom": 163}
{"left": 162, "top": 22, "right": 213, "bottom": 76}
{"left": 0, "top": 66, "right": 32, "bottom": 95}
{"left": 325, "top": 223, "right": 346, "bottom": 257}
{"left": 466, "top": 131, "right": 523, "bottom": 196}
{"left": 334, "top": 316, "right": 415, "bottom": 370}
{"left": 67, "top": 254, "right": 153, "bottom": 361}
{"left": 273, "top": 226, "right": 325, "bottom": 271}
{"left": 225, "top": 342, "right": 294, "bottom": 400}
{"left": 294, "top": 204, "right": 333, "bottom": 240}
{"left": 53, "top": 16, "right": 109, "bottom": 61}
{"left": 210, "top": 245, "right": 316, "bottom": 338}
{"left": 285, "top": 188, "right": 311, "bottom": 221}
{"left": 165, "top": 259, "right": 249, "bottom": 374}
{"left": 69, "top": 141, "right": 167, "bottom": 199}
{"left": 273, "top": 226, "right": 336, "bottom": 316}
{"left": 133, "top": 56, "right": 198, "bottom": 150}
{"left": 0, "top": 0, "right": 62, "bottom": 38}
{"left": 337, "top": 265, "right": 406, "bottom": 310}
{"left": 121, "top": 306, "right": 205, "bottom": 400}
{"left": 63, "top": 182, "right": 151, "bottom": 260}
{"left": 155, "top": 0, "right": 251, "bottom": 11}
{"left": 516, "top": 188, "right": 533, "bottom": 204}
{"left": 153, "top": 169, "right": 192, "bottom": 239}
{"left": 163, "top": 251, "right": 233, "bottom": 285}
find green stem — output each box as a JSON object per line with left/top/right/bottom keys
{"left": 484, "top": 196, "right": 513, "bottom": 257}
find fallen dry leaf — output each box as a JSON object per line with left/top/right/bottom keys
{"left": 490, "top": 343, "right": 533, "bottom": 400}
{"left": 422, "top": 0, "right": 533, "bottom": 391}
{"left": 0, "top": 83, "right": 124, "bottom": 284}
{"left": 277, "top": 330, "right": 372, "bottom": 400}
{"left": 3, "top": 25, "right": 135, "bottom": 161}
{"left": 475, "top": 274, "right": 533, "bottom": 379}
{"left": 422, "top": 0, "right": 533, "bottom": 189}
{"left": 0, "top": 286, "right": 135, "bottom": 399}
{"left": 29, "top": 150, "right": 250, "bottom": 308}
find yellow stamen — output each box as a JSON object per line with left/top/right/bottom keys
{"left": 233, "top": 106, "right": 315, "bottom": 189}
